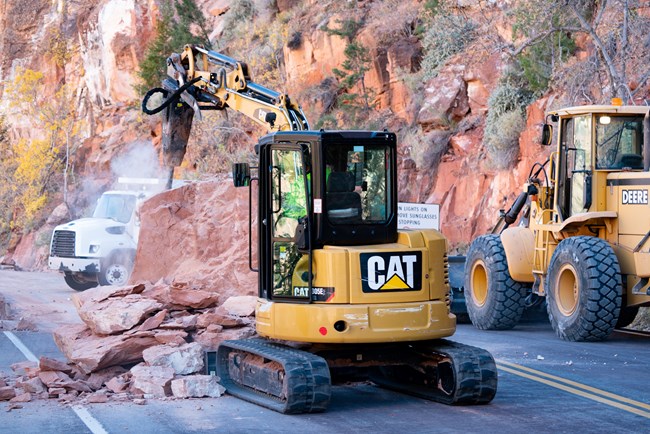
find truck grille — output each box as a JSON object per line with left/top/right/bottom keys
{"left": 51, "top": 230, "right": 76, "bottom": 257}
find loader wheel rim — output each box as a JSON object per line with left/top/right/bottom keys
{"left": 470, "top": 260, "right": 489, "bottom": 307}
{"left": 556, "top": 264, "right": 579, "bottom": 316}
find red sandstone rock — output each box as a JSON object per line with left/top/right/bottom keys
{"left": 143, "top": 342, "right": 204, "bottom": 375}
{"left": 153, "top": 330, "right": 188, "bottom": 346}
{"left": 136, "top": 309, "right": 168, "bottom": 332}
{"left": 87, "top": 393, "right": 109, "bottom": 403}
{"left": 0, "top": 386, "right": 16, "bottom": 401}
{"left": 86, "top": 366, "right": 128, "bottom": 390}
{"left": 192, "top": 327, "right": 256, "bottom": 350}
{"left": 130, "top": 364, "right": 174, "bottom": 398}
{"left": 220, "top": 296, "right": 257, "bottom": 317}
{"left": 17, "top": 377, "right": 46, "bottom": 394}
{"left": 130, "top": 180, "right": 257, "bottom": 300}
{"left": 106, "top": 375, "right": 130, "bottom": 393}
{"left": 10, "top": 392, "right": 32, "bottom": 403}
{"left": 196, "top": 309, "right": 250, "bottom": 328}
{"left": 171, "top": 375, "right": 225, "bottom": 398}
{"left": 72, "top": 283, "right": 146, "bottom": 310}
{"left": 53, "top": 324, "right": 159, "bottom": 374}
{"left": 39, "top": 356, "right": 74, "bottom": 375}
{"left": 78, "top": 294, "right": 163, "bottom": 335}
{"left": 10, "top": 361, "right": 38, "bottom": 377}
{"left": 159, "top": 313, "right": 198, "bottom": 331}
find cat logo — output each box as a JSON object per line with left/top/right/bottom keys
{"left": 360, "top": 252, "right": 422, "bottom": 293}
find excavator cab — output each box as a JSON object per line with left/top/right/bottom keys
{"left": 235, "top": 130, "right": 398, "bottom": 301}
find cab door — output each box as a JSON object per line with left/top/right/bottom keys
{"left": 260, "top": 143, "right": 310, "bottom": 301}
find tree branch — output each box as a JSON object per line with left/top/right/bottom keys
{"left": 569, "top": 3, "right": 628, "bottom": 99}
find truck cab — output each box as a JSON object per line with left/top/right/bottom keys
{"left": 48, "top": 179, "right": 161, "bottom": 291}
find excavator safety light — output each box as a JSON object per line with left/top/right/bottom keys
{"left": 611, "top": 97, "right": 623, "bottom": 106}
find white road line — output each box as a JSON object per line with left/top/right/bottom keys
{"left": 3, "top": 331, "right": 38, "bottom": 362}
{"left": 71, "top": 405, "right": 109, "bottom": 434}
{"left": 3, "top": 330, "right": 109, "bottom": 434}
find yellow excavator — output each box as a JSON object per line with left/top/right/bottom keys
{"left": 465, "top": 101, "right": 650, "bottom": 341}
{"left": 142, "top": 45, "right": 497, "bottom": 413}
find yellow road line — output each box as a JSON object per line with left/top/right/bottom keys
{"left": 497, "top": 361, "right": 650, "bottom": 419}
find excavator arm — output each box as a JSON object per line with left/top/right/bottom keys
{"left": 142, "top": 44, "right": 310, "bottom": 187}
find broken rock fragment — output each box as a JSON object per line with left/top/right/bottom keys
{"left": 143, "top": 342, "right": 204, "bottom": 375}
{"left": 54, "top": 324, "right": 159, "bottom": 374}
{"left": 18, "top": 377, "right": 46, "bottom": 394}
{"left": 130, "top": 364, "right": 174, "bottom": 398}
{"left": 78, "top": 294, "right": 162, "bottom": 335}
{"left": 0, "top": 386, "right": 16, "bottom": 401}
{"left": 220, "top": 296, "right": 257, "bottom": 317}
{"left": 39, "top": 356, "right": 74, "bottom": 375}
{"left": 171, "top": 375, "right": 225, "bottom": 398}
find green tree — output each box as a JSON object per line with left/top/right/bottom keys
{"left": 137, "top": 0, "right": 212, "bottom": 93}
{"left": 505, "top": 0, "right": 650, "bottom": 103}
{"left": 333, "top": 42, "right": 372, "bottom": 112}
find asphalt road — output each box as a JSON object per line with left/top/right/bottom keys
{"left": 0, "top": 270, "right": 649, "bottom": 433}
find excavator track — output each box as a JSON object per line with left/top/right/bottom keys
{"left": 367, "top": 340, "right": 497, "bottom": 405}
{"left": 216, "top": 339, "right": 331, "bottom": 414}
{"left": 218, "top": 338, "right": 496, "bottom": 413}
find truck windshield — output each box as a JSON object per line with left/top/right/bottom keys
{"left": 93, "top": 194, "right": 137, "bottom": 223}
{"left": 325, "top": 143, "right": 390, "bottom": 224}
{"left": 595, "top": 115, "right": 644, "bottom": 170}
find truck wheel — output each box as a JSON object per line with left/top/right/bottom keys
{"left": 98, "top": 253, "right": 133, "bottom": 286}
{"left": 64, "top": 272, "right": 98, "bottom": 292}
{"left": 464, "top": 235, "right": 527, "bottom": 330}
{"left": 546, "top": 236, "right": 622, "bottom": 341}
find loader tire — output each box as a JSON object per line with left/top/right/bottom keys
{"left": 546, "top": 236, "right": 622, "bottom": 342}
{"left": 464, "top": 235, "right": 527, "bottom": 330}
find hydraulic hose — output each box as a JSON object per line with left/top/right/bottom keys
{"left": 141, "top": 77, "right": 203, "bottom": 115}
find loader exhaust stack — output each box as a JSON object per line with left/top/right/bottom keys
{"left": 643, "top": 111, "right": 650, "bottom": 172}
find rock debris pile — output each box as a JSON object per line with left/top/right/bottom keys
{"left": 0, "top": 282, "right": 257, "bottom": 406}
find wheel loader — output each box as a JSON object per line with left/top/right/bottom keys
{"left": 465, "top": 101, "right": 650, "bottom": 341}
{"left": 142, "top": 45, "right": 497, "bottom": 413}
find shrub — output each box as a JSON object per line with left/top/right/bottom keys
{"left": 483, "top": 109, "right": 525, "bottom": 169}
{"left": 421, "top": 12, "right": 476, "bottom": 80}
{"left": 482, "top": 78, "right": 535, "bottom": 169}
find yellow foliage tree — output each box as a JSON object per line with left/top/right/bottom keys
{"left": 12, "top": 138, "right": 59, "bottom": 224}
{"left": 1, "top": 67, "right": 84, "bottom": 234}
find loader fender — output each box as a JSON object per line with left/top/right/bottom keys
{"left": 500, "top": 227, "right": 535, "bottom": 282}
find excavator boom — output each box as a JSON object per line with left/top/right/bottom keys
{"left": 141, "top": 44, "right": 310, "bottom": 187}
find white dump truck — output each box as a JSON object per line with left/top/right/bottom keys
{"left": 48, "top": 178, "right": 163, "bottom": 291}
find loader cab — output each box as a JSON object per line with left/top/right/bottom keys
{"left": 234, "top": 130, "right": 397, "bottom": 301}
{"left": 548, "top": 106, "right": 648, "bottom": 221}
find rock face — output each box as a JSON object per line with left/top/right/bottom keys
{"left": 4, "top": 1, "right": 650, "bottom": 267}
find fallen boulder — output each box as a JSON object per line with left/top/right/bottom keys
{"left": 54, "top": 324, "right": 160, "bottom": 374}
{"left": 77, "top": 294, "right": 162, "bottom": 335}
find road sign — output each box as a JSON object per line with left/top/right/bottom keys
{"left": 398, "top": 202, "right": 440, "bottom": 230}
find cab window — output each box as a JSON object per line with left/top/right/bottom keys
{"left": 325, "top": 144, "right": 389, "bottom": 224}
